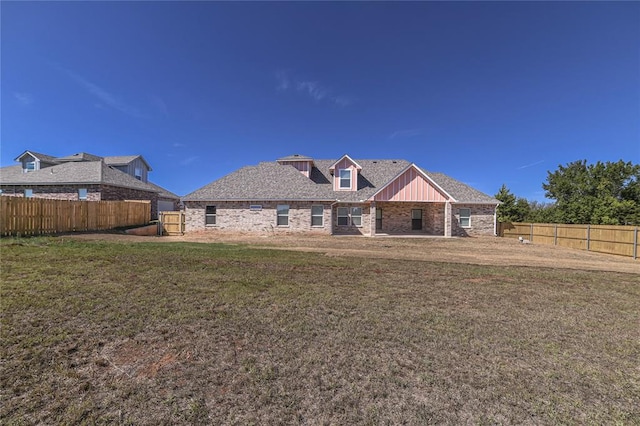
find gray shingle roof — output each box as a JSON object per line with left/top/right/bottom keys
{"left": 15, "top": 150, "right": 60, "bottom": 164}
{"left": 183, "top": 157, "right": 499, "bottom": 204}
{"left": 0, "top": 161, "right": 164, "bottom": 194}
{"left": 56, "top": 152, "right": 104, "bottom": 162}
{"left": 104, "top": 155, "right": 152, "bottom": 171}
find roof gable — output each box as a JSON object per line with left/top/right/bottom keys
{"left": 329, "top": 154, "right": 362, "bottom": 171}
{"left": 371, "top": 164, "right": 453, "bottom": 202}
{"left": 14, "top": 150, "right": 59, "bottom": 164}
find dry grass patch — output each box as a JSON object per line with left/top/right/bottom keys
{"left": 1, "top": 238, "right": 639, "bottom": 424}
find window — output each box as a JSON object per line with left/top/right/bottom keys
{"left": 459, "top": 208, "right": 471, "bottom": 228}
{"left": 205, "top": 205, "right": 216, "bottom": 225}
{"left": 339, "top": 169, "right": 351, "bottom": 189}
{"left": 337, "top": 207, "right": 363, "bottom": 226}
{"left": 250, "top": 205, "right": 262, "bottom": 212}
{"left": 376, "top": 208, "right": 382, "bottom": 230}
{"left": 24, "top": 189, "right": 33, "bottom": 198}
{"left": 25, "top": 162, "right": 36, "bottom": 172}
{"left": 412, "top": 209, "right": 423, "bottom": 230}
{"left": 78, "top": 188, "right": 88, "bottom": 200}
{"left": 277, "top": 204, "right": 289, "bottom": 226}
{"left": 351, "top": 207, "right": 362, "bottom": 226}
{"left": 337, "top": 207, "right": 349, "bottom": 225}
{"left": 134, "top": 167, "right": 143, "bottom": 180}
{"left": 311, "top": 205, "right": 324, "bottom": 227}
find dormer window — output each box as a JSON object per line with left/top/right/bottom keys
{"left": 25, "top": 161, "right": 36, "bottom": 172}
{"left": 339, "top": 169, "right": 351, "bottom": 189}
{"left": 330, "top": 155, "right": 362, "bottom": 192}
{"left": 135, "top": 167, "right": 142, "bottom": 180}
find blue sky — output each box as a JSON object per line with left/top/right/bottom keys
{"left": 2, "top": 1, "right": 638, "bottom": 200}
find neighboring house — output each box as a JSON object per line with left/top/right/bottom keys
{"left": 0, "top": 150, "right": 179, "bottom": 219}
{"left": 182, "top": 154, "right": 500, "bottom": 237}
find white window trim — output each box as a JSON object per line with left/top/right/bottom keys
{"left": 277, "top": 204, "right": 289, "bottom": 227}
{"left": 351, "top": 207, "right": 363, "bottom": 227}
{"left": 205, "top": 205, "right": 217, "bottom": 226}
{"left": 337, "top": 207, "right": 349, "bottom": 226}
{"left": 336, "top": 206, "right": 363, "bottom": 227}
{"left": 459, "top": 208, "right": 471, "bottom": 228}
{"left": 339, "top": 169, "right": 351, "bottom": 190}
{"left": 311, "top": 205, "right": 324, "bottom": 227}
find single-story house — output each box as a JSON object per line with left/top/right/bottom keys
{"left": 0, "top": 150, "right": 179, "bottom": 219}
{"left": 182, "top": 154, "right": 500, "bottom": 237}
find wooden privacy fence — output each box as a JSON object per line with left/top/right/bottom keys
{"left": 498, "top": 222, "right": 639, "bottom": 259}
{"left": 0, "top": 197, "right": 151, "bottom": 236}
{"left": 159, "top": 211, "right": 185, "bottom": 235}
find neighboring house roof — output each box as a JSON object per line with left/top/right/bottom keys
{"left": 183, "top": 157, "right": 499, "bottom": 204}
{"left": 14, "top": 150, "right": 60, "bottom": 164}
{"left": 144, "top": 180, "right": 180, "bottom": 200}
{"left": 56, "top": 152, "right": 104, "bottom": 162}
{"left": 0, "top": 162, "right": 162, "bottom": 194}
{"left": 104, "top": 155, "right": 152, "bottom": 171}
{"left": 277, "top": 154, "right": 314, "bottom": 162}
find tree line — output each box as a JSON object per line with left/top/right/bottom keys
{"left": 495, "top": 160, "right": 640, "bottom": 225}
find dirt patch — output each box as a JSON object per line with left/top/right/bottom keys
{"left": 67, "top": 232, "right": 639, "bottom": 274}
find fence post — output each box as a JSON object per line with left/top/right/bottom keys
{"left": 634, "top": 227, "right": 638, "bottom": 260}
{"left": 530, "top": 223, "right": 534, "bottom": 242}
{"left": 554, "top": 224, "right": 558, "bottom": 246}
{"left": 586, "top": 225, "right": 590, "bottom": 251}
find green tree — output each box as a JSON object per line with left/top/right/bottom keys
{"left": 495, "top": 184, "right": 530, "bottom": 222}
{"left": 542, "top": 160, "right": 640, "bottom": 225}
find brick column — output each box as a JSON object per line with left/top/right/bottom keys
{"left": 444, "top": 201, "right": 452, "bottom": 237}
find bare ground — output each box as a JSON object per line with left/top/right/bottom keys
{"left": 68, "top": 231, "right": 640, "bottom": 274}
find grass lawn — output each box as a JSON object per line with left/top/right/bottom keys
{"left": 1, "top": 238, "right": 639, "bottom": 424}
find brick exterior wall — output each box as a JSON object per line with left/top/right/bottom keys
{"left": 333, "top": 203, "right": 371, "bottom": 236}
{"left": 374, "top": 202, "right": 445, "bottom": 235}
{"left": 451, "top": 204, "right": 497, "bottom": 236}
{"left": 0, "top": 185, "right": 102, "bottom": 201}
{"left": 0, "top": 184, "right": 162, "bottom": 220}
{"left": 183, "top": 200, "right": 496, "bottom": 237}
{"left": 184, "top": 201, "right": 333, "bottom": 234}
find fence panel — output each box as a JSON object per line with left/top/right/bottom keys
{"left": 159, "top": 211, "right": 185, "bottom": 235}
{"left": 0, "top": 197, "right": 151, "bottom": 236}
{"left": 499, "top": 222, "right": 638, "bottom": 259}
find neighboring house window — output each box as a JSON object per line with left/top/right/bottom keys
{"left": 205, "top": 206, "right": 216, "bottom": 225}
{"left": 339, "top": 169, "right": 351, "bottom": 189}
{"left": 311, "top": 205, "right": 324, "bottom": 227}
{"left": 24, "top": 189, "right": 33, "bottom": 198}
{"left": 78, "top": 188, "right": 88, "bottom": 200}
{"left": 277, "top": 204, "right": 289, "bottom": 226}
{"left": 25, "top": 162, "right": 36, "bottom": 172}
{"left": 135, "top": 167, "right": 143, "bottom": 180}
{"left": 337, "top": 207, "right": 349, "bottom": 225}
{"left": 351, "top": 207, "right": 363, "bottom": 227}
{"left": 459, "top": 208, "right": 471, "bottom": 228}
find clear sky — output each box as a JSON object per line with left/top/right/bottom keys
{"left": 2, "top": 1, "right": 639, "bottom": 200}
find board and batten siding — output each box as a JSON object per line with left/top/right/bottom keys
{"left": 374, "top": 167, "right": 448, "bottom": 202}
{"left": 281, "top": 161, "right": 312, "bottom": 178}
{"left": 113, "top": 157, "right": 150, "bottom": 182}
{"left": 332, "top": 158, "right": 358, "bottom": 191}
